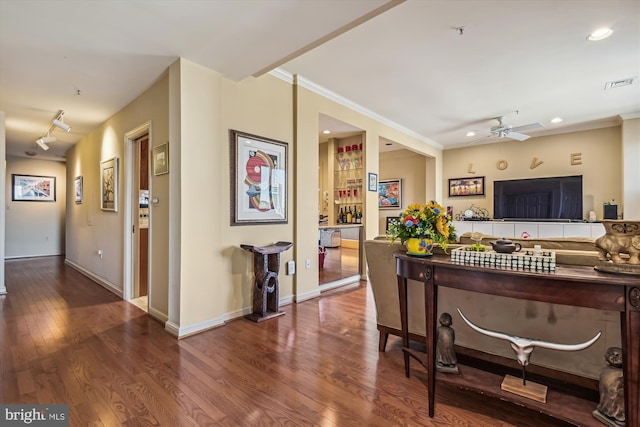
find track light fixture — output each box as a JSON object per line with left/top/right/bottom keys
{"left": 52, "top": 111, "right": 71, "bottom": 132}
{"left": 34, "top": 110, "right": 68, "bottom": 151}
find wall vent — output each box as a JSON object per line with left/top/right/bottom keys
{"left": 604, "top": 77, "right": 635, "bottom": 90}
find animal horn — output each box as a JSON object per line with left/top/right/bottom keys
{"left": 530, "top": 332, "right": 602, "bottom": 352}
{"left": 457, "top": 308, "right": 516, "bottom": 343}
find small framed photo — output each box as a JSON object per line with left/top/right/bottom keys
{"left": 230, "top": 129, "right": 287, "bottom": 225}
{"left": 101, "top": 157, "right": 119, "bottom": 212}
{"left": 11, "top": 174, "right": 56, "bottom": 202}
{"left": 448, "top": 176, "right": 485, "bottom": 197}
{"left": 153, "top": 142, "right": 169, "bottom": 175}
{"left": 367, "top": 172, "right": 378, "bottom": 192}
{"left": 379, "top": 179, "right": 402, "bottom": 209}
{"left": 74, "top": 176, "right": 83, "bottom": 204}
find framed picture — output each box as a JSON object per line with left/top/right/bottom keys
{"left": 100, "top": 157, "right": 119, "bottom": 211}
{"left": 367, "top": 172, "right": 378, "bottom": 192}
{"left": 386, "top": 216, "right": 400, "bottom": 232}
{"left": 153, "top": 142, "right": 169, "bottom": 175}
{"left": 230, "top": 129, "right": 287, "bottom": 225}
{"left": 378, "top": 179, "right": 402, "bottom": 209}
{"left": 11, "top": 174, "right": 56, "bottom": 202}
{"left": 74, "top": 176, "right": 83, "bottom": 204}
{"left": 448, "top": 176, "right": 485, "bottom": 197}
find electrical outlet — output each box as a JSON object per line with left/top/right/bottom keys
{"left": 305, "top": 259, "right": 311, "bottom": 269}
{"left": 287, "top": 260, "right": 295, "bottom": 275}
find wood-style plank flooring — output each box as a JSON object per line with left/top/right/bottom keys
{"left": 1, "top": 256, "right": 570, "bottom": 426}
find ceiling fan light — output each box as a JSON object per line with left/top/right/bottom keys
{"left": 587, "top": 27, "right": 613, "bottom": 41}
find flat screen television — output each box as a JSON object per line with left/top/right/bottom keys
{"left": 493, "top": 175, "right": 583, "bottom": 221}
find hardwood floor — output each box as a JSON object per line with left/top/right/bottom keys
{"left": 1, "top": 256, "right": 571, "bottom": 426}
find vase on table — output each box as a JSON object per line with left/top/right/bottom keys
{"left": 406, "top": 237, "right": 433, "bottom": 257}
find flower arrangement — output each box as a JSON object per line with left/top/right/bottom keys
{"left": 387, "top": 201, "right": 456, "bottom": 252}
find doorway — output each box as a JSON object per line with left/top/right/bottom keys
{"left": 124, "top": 122, "right": 152, "bottom": 311}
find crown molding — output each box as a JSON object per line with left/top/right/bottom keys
{"left": 270, "top": 68, "right": 443, "bottom": 150}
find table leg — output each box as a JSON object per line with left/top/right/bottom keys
{"left": 397, "top": 275, "right": 410, "bottom": 377}
{"left": 622, "top": 287, "right": 640, "bottom": 427}
{"left": 425, "top": 267, "right": 437, "bottom": 418}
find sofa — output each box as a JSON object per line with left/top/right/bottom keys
{"left": 364, "top": 233, "right": 620, "bottom": 379}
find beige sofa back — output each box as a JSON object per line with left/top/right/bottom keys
{"left": 364, "top": 238, "right": 620, "bottom": 379}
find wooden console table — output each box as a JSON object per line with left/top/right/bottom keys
{"left": 394, "top": 252, "right": 639, "bottom": 426}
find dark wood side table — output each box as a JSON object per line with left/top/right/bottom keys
{"left": 241, "top": 241, "right": 293, "bottom": 322}
{"left": 394, "top": 252, "right": 639, "bottom": 426}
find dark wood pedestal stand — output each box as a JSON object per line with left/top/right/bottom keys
{"left": 241, "top": 241, "right": 293, "bottom": 322}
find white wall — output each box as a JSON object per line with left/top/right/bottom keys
{"left": 5, "top": 157, "right": 66, "bottom": 258}
{"left": 622, "top": 116, "right": 640, "bottom": 219}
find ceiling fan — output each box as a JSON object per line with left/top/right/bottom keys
{"left": 470, "top": 116, "right": 544, "bottom": 144}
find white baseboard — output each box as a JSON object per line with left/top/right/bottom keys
{"left": 295, "top": 288, "right": 321, "bottom": 302}
{"left": 319, "top": 276, "right": 361, "bottom": 293}
{"left": 148, "top": 306, "right": 168, "bottom": 323}
{"left": 64, "top": 259, "right": 123, "bottom": 298}
{"left": 5, "top": 253, "right": 64, "bottom": 260}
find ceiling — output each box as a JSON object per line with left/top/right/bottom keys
{"left": 1, "top": 1, "right": 638, "bottom": 162}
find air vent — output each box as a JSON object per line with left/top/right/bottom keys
{"left": 604, "top": 77, "right": 635, "bottom": 90}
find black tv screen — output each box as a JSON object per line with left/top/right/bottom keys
{"left": 493, "top": 175, "right": 583, "bottom": 221}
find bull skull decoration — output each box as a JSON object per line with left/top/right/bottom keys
{"left": 456, "top": 308, "right": 601, "bottom": 385}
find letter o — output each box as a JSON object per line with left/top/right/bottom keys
{"left": 496, "top": 160, "right": 508, "bottom": 170}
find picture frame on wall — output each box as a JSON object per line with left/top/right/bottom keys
{"left": 448, "top": 176, "right": 485, "bottom": 197}
{"left": 152, "top": 142, "right": 169, "bottom": 175}
{"left": 230, "top": 129, "right": 287, "bottom": 225}
{"left": 378, "top": 179, "right": 402, "bottom": 209}
{"left": 367, "top": 172, "right": 378, "bottom": 192}
{"left": 11, "top": 174, "right": 56, "bottom": 202}
{"left": 100, "top": 157, "right": 119, "bottom": 211}
{"left": 74, "top": 176, "right": 83, "bottom": 204}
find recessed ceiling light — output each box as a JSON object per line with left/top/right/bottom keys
{"left": 322, "top": 130, "right": 331, "bottom": 134}
{"left": 466, "top": 131, "right": 477, "bottom": 137}
{"left": 550, "top": 117, "right": 563, "bottom": 124}
{"left": 587, "top": 27, "right": 613, "bottom": 41}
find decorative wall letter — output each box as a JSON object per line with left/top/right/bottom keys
{"left": 530, "top": 157, "right": 543, "bottom": 169}
{"left": 496, "top": 160, "right": 508, "bottom": 170}
{"left": 571, "top": 153, "right": 582, "bottom": 165}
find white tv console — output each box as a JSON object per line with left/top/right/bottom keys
{"left": 452, "top": 220, "right": 605, "bottom": 239}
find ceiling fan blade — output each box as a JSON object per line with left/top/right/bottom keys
{"left": 507, "top": 131, "right": 530, "bottom": 141}
{"left": 511, "top": 122, "right": 544, "bottom": 132}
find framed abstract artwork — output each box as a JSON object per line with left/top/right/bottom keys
{"left": 448, "top": 176, "right": 485, "bottom": 197}
{"left": 230, "top": 130, "right": 287, "bottom": 225}
{"left": 74, "top": 176, "right": 83, "bottom": 204}
{"left": 378, "top": 179, "right": 401, "bottom": 209}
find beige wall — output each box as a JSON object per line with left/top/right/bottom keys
{"left": 6, "top": 157, "right": 66, "bottom": 258}
{"left": 378, "top": 149, "right": 428, "bottom": 234}
{"left": 65, "top": 73, "right": 170, "bottom": 313}
{"left": 443, "top": 127, "right": 622, "bottom": 220}
{"left": 622, "top": 116, "right": 640, "bottom": 219}
{"left": 0, "top": 112, "right": 5, "bottom": 293}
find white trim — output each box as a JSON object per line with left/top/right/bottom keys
{"left": 620, "top": 112, "right": 640, "bottom": 120}
{"left": 318, "top": 276, "right": 361, "bottom": 293}
{"left": 268, "top": 68, "right": 294, "bottom": 84}
{"left": 5, "top": 253, "right": 64, "bottom": 259}
{"left": 124, "top": 122, "right": 152, "bottom": 302}
{"left": 276, "top": 69, "right": 443, "bottom": 150}
{"left": 164, "top": 295, "right": 295, "bottom": 338}
{"left": 64, "top": 258, "right": 123, "bottom": 297}
{"left": 294, "top": 288, "right": 321, "bottom": 303}
{"left": 148, "top": 306, "right": 168, "bottom": 323}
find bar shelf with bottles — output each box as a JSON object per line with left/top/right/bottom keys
{"left": 334, "top": 142, "right": 364, "bottom": 225}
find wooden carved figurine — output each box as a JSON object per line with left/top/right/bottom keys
{"left": 593, "top": 347, "right": 625, "bottom": 427}
{"left": 436, "top": 312, "right": 458, "bottom": 373}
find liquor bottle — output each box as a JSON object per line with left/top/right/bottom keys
{"left": 352, "top": 205, "right": 357, "bottom": 223}
{"left": 338, "top": 207, "right": 343, "bottom": 224}
{"left": 346, "top": 206, "right": 352, "bottom": 224}
{"left": 356, "top": 206, "right": 362, "bottom": 224}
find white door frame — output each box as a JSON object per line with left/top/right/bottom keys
{"left": 123, "top": 121, "right": 152, "bottom": 301}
